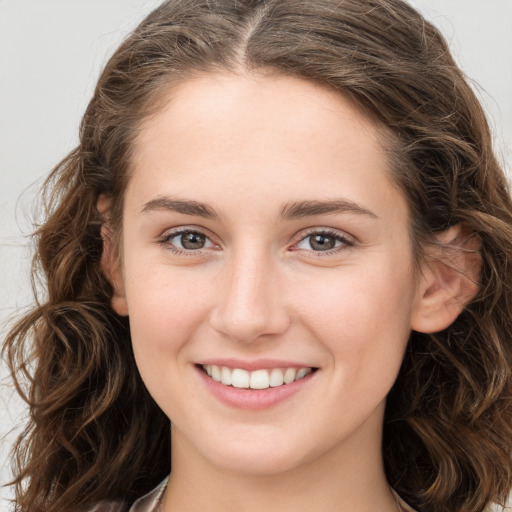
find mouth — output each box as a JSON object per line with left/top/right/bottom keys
{"left": 199, "top": 364, "right": 317, "bottom": 390}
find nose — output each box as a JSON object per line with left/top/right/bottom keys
{"left": 209, "top": 247, "right": 291, "bottom": 344}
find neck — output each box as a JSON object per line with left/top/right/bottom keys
{"left": 161, "top": 412, "right": 398, "bottom": 512}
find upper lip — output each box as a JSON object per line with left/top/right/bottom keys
{"left": 196, "top": 358, "right": 317, "bottom": 371}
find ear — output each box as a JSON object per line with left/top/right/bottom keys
{"left": 97, "top": 195, "right": 129, "bottom": 316}
{"left": 411, "top": 225, "right": 481, "bottom": 334}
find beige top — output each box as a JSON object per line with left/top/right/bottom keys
{"left": 122, "top": 476, "right": 418, "bottom": 512}
{"left": 128, "top": 477, "right": 168, "bottom": 511}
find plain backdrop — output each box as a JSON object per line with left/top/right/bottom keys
{"left": 1, "top": 0, "right": 511, "bottom": 509}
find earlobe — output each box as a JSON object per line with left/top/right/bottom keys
{"left": 411, "top": 225, "right": 481, "bottom": 334}
{"left": 98, "top": 196, "right": 129, "bottom": 317}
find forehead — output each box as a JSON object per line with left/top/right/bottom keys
{"left": 135, "top": 71, "right": 383, "bottom": 162}
{"left": 128, "top": 72, "right": 405, "bottom": 223}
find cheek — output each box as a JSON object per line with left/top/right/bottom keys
{"left": 123, "top": 263, "right": 212, "bottom": 367}
{"left": 294, "top": 257, "right": 415, "bottom": 371}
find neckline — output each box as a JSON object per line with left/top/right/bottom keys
{"left": 130, "top": 476, "right": 418, "bottom": 512}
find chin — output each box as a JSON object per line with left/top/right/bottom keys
{"left": 213, "top": 450, "right": 304, "bottom": 476}
{"left": 194, "top": 432, "right": 310, "bottom": 476}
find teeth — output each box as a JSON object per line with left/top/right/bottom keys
{"left": 202, "top": 365, "right": 313, "bottom": 389}
{"left": 220, "top": 366, "right": 232, "bottom": 386}
{"left": 284, "top": 367, "right": 296, "bottom": 384}
{"left": 296, "top": 368, "right": 310, "bottom": 379}
{"left": 250, "top": 369, "right": 269, "bottom": 389}
{"left": 231, "top": 368, "right": 250, "bottom": 388}
{"left": 211, "top": 365, "right": 221, "bottom": 382}
{"left": 269, "top": 368, "right": 284, "bottom": 387}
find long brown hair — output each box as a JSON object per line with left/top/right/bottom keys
{"left": 4, "top": 1, "right": 512, "bottom": 511}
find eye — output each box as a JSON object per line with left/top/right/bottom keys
{"left": 161, "top": 229, "right": 215, "bottom": 252}
{"left": 295, "top": 230, "right": 353, "bottom": 253}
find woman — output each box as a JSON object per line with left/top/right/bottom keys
{"left": 4, "top": 1, "right": 512, "bottom": 511}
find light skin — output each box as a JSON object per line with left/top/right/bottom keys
{"left": 101, "top": 72, "right": 480, "bottom": 512}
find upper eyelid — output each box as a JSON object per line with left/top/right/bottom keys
{"left": 159, "top": 226, "right": 355, "bottom": 253}
{"left": 292, "top": 227, "right": 355, "bottom": 244}
{"left": 159, "top": 228, "right": 217, "bottom": 254}
{"left": 159, "top": 226, "right": 353, "bottom": 239}
{"left": 157, "top": 227, "right": 210, "bottom": 246}
{"left": 160, "top": 226, "right": 216, "bottom": 241}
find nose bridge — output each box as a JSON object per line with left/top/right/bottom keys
{"left": 211, "top": 241, "right": 289, "bottom": 343}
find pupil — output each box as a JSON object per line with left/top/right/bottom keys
{"left": 310, "top": 234, "right": 335, "bottom": 251}
{"left": 181, "top": 232, "right": 205, "bottom": 249}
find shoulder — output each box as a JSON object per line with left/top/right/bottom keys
{"left": 80, "top": 502, "right": 127, "bottom": 512}
{"left": 128, "top": 477, "right": 169, "bottom": 512}
{"left": 392, "top": 489, "right": 419, "bottom": 512}
{"left": 83, "top": 477, "right": 168, "bottom": 512}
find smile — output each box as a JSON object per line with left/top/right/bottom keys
{"left": 201, "top": 364, "right": 315, "bottom": 389}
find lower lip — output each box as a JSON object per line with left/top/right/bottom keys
{"left": 196, "top": 366, "right": 317, "bottom": 410}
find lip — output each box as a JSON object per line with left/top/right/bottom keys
{"left": 194, "top": 362, "right": 318, "bottom": 410}
{"left": 197, "top": 358, "right": 314, "bottom": 371}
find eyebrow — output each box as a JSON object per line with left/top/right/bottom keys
{"left": 141, "top": 196, "right": 219, "bottom": 219}
{"left": 140, "top": 196, "right": 377, "bottom": 220}
{"left": 279, "top": 199, "right": 378, "bottom": 220}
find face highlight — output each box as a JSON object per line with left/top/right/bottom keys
{"left": 110, "top": 72, "right": 425, "bottom": 477}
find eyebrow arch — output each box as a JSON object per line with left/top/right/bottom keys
{"left": 141, "top": 196, "right": 219, "bottom": 219}
{"left": 140, "top": 196, "right": 377, "bottom": 221}
{"left": 279, "top": 199, "right": 378, "bottom": 220}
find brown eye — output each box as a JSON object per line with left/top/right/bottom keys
{"left": 309, "top": 234, "right": 337, "bottom": 251}
{"left": 180, "top": 232, "right": 206, "bottom": 250}
{"left": 295, "top": 230, "right": 353, "bottom": 253}
{"left": 163, "top": 230, "right": 214, "bottom": 252}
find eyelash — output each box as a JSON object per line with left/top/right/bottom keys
{"left": 293, "top": 228, "right": 355, "bottom": 256}
{"left": 158, "top": 227, "right": 354, "bottom": 257}
{"left": 158, "top": 228, "right": 216, "bottom": 256}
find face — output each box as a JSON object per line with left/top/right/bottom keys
{"left": 112, "top": 72, "right": 425, "bottom": 476}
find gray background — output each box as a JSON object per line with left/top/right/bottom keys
{"left": 1, "top": 0, "right": 511, "bottom": 509}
